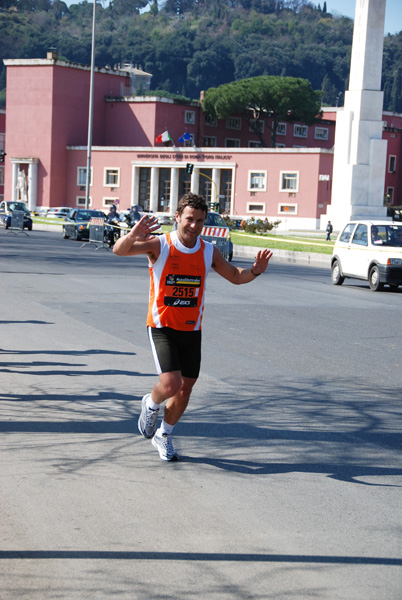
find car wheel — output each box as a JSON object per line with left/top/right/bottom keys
{"left": 63, "top": 229, "right": 69, "bottom": 239}
{"left": 73, "top": 229, "right": 79, "bottom": 241}
{"left": 369, "top": 265, "right": 384, "bottom": 291}
{"left": 331, "top": 260, "right": 344, "bottom": 285}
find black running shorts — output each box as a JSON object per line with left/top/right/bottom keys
{"left": 147, "top": 326, "right": 202, "bottom": 379}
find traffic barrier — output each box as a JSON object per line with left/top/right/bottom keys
{"left": 8, "top": 211, "right": 28, "bottom": 236}
{"left": 81, "top": 217, "right": 108, "bottom": 250}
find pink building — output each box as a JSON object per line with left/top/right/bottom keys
{"left": 0, "top": 108, "right": 5, "bottom": 202}
{"left": 3, "top": 53, "right": 401, "bottom": 229}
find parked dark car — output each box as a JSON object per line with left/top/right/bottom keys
{"left": 62, "top": 208, "right": 106, "bottom": 240}
{"left": 0, "top": 201, "right": 33, "bottom": 230}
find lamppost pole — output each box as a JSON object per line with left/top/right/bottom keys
{"left": 85, "top": 0, "right": 96, "bottom": 210}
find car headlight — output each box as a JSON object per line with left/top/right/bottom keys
{"left": 387, "top": 258, "right": 402, "bottom": 265}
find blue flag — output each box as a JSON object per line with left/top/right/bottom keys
{"left": 178, "top": 131, "right": 192, "bottom": 143}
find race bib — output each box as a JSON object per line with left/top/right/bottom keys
{"left": 164, "top": 274, "right": 201, "bottom": 307}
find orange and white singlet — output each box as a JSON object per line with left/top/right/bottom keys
{"left": 146, "top": 231, "right": 214, "bottom": 331}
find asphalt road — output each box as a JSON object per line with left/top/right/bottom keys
{"left": 1, "top": 229, "right": 401, "bottom": 599}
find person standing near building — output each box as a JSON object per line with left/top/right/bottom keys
{"left": 326, "top": 220, "right": 333, "bottom": 241}
{"left": 113, "top": 193, "right": 272, "bottom": 461}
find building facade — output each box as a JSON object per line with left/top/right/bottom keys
{"left": 3, "top": 54, "right": 401, "bottom": 229}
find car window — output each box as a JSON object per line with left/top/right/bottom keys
{"left": 204, "top": 213, "right": 227, "bottom": 227}
{"left": 76, "top": 212, "right": 91, "bottom": 221}
{"left": 388, "top": 225, "right": 402, "bottom": 247}
{"left": 351, "top": 224, "right": 368, "bottom": 246}
{"left": 339, "top": 223, "right": 356, "bottom": 243}
{"left": 8, "top": 202, "right": 28, "bottom": 213}
{"left": 371, "top": 225, "right": 389, "bottom": 245}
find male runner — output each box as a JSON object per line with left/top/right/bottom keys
{"left": 113, "top": 193, "right": 272, "bottom": 461}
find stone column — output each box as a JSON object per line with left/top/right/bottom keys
{"left": 170, "top": 167, "right": 179, "bottom": 213}
{"left": 191, "top": 168, "right": 199, "bottom": 194}
{"left": 27, "top": 161, "right": 38, "bottom": 212}
{"left": 12, "top": 162, "right": 19, "bottom": 203}
{"left": 324, "top": 0, "right": 388, "bottom": 230}
{"left": 150, "top": 166, "right": 159, "bottom": 212}
{"left": 132, "top": 166, "right": 140, "bottom": 207}
{"left": 212, "top": 167, "right": 221, "bottom": 206}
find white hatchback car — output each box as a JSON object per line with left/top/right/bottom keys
{"left": 331, "top": 220, "right": 402, "bottom": 291}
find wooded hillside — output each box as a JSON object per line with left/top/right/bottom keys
{"left": 0, "top": 0, "right": 401, "bottom": 111}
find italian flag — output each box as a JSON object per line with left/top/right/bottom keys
{"left": 155, "top": 130, "right": 172, "bottom": 144}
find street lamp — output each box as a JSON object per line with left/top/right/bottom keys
{"left": 85, "top": 0, "right": 97, "bottom": 210}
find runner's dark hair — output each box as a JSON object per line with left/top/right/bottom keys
{"left": 177, "top": 193, "right": 208, "bottom": 216}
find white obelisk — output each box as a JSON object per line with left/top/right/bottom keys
{"left": 325, "top": 0, "right": 388, "bottom": 229}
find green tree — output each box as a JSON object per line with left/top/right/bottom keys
{"left": 203, "top": 75, "right": 322, "bottom": 147}
{"left": 391, "top": 66, "right": 402, "bottom": 113}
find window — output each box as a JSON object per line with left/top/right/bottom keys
{"left": 275, "top": 143, "right": 286, "bottom": 148}
{"left": 77, "top": 167, "right": 92, "bottom": 187}
{"left": 247, "top": 203, "right": 265, "bottom": 214}
{"left": 280, "top": 171, "right": 299, "bottom": 192}
{"left": 185, "top": 110, "right": 195, "bottom": 124}
{"left": 183, "top": 133, "right": 194, "bottom": 147}
{"left": 277, "top": 123, "right": 286, "bottom": 136}
{"left": 351, "top": 223, "right": 368, "bottom": 246}
{"left": 76, "top": 196, "right": 92, "bottom": 207}
{"left": 279, "top": 204, "right": 297, "bottom": 215}
{"left": 204, "top": 114, "right": 217, "bottom": 127}
{"left": 0, "top": 167, "right": 4, "bottom": 185}
{"left": 293, "top": 124, "right": 308, "bottom": 138}
{"left": 103, "top": 198, "right": 119, "bottom": 208}
{"left": 220, "top": 169, "right": 233, "bottom": 214}
{"left": 386, "top": 187, "right": 394, "bottom": 204}
{"left": 179, "top": 169, "right": 191, "bottom": 197}
{"left": 248, "top": 171, "right": 267, "bottom": 192}
{"left": 315, "top": 127, "right": 328, "bottom": 140}
{"left": 158, "top": 168, "right": 170, "bottom": 212}
{"left": 389, "top": 155, "right": 396, "bottom": 173}
{"left": 226, "top": 117, "right": 241, "bottom": 130}
{"left": 139, "top": 167, "right": 151, "bottom": 210}
{"left": 104, "top": 168, "right": 120, "bottom": 187}
{"left": 204, "top": 136, "right": 217, "bottom": 147}
{"left": 248, "top": 141, "right": 262, "bottom": 148}
{"left": 249, "top": 119, "right": 264, "bottom": 133}
{"left": 225, "top": 138, "right": 240, "bottom": 147}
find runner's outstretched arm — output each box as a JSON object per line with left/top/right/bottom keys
{"left": 212, "top": 247, "right": 273, "bottom": 284}
{"left": 113, "top": 215, "right": 161, "bottom": 258}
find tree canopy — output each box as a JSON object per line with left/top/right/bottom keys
{"left": 203, "top": 76, "right": 322, "bottom": 147}
{"left": 0, "top": 0, "right": 401, "bottom": 111}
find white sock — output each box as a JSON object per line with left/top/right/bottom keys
{"left": 158, "top": 419, "right": 174, "bottom": 436}
{"left": 146, "top": 395, "right": 160, "bottom": 411}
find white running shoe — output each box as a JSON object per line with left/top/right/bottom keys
{"left": 138, "top": 394, "right": 159, "bottom": 439}
{"left": 152, "top": 432, "right": 178, "bottom": 461}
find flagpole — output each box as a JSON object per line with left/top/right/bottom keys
{"left": 85, "top": 0, "right": 96, "bottom": 210}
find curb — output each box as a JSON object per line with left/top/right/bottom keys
{"left": 233, "top": 244, "right": 331, "bottom": 268}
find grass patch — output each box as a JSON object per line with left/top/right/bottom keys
{"left": 33, "top": 217, "right": 64, "bottom": 226}
{"left": 230, "top": 231, "right": 334, "bottom": 255}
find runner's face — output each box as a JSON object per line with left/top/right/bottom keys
{"left": 175, "top": 206, "right": 206, "bottom": 248}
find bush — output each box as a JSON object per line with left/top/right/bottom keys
{"left": 243, "top": 217, "right": 281, "bottom": 233}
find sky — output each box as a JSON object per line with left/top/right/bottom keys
{"left": 63, "top": 0, "right": 402, "bottom": 36}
